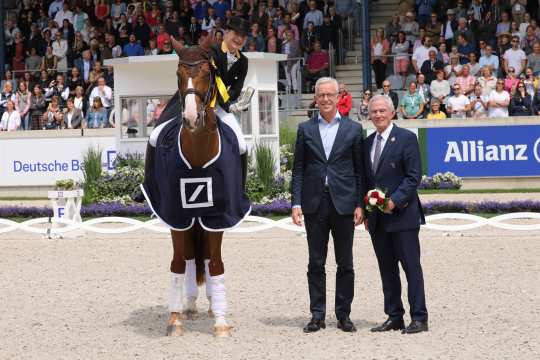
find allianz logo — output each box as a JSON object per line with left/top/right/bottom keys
{"left": 444, "top": 140, "right": 540, "bottom": 162}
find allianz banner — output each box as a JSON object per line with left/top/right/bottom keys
{"left": 425, "top": 125, "right": 540, "bottom": 177}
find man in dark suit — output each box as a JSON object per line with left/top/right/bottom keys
{"left": 380, "top": 80, "right": 399, "bottom": 119}
{"left": 363, "top": 94, "right": 428, "bottom": 334}
{"left": 291, "top": 77, "right": 365, "bottom": 333}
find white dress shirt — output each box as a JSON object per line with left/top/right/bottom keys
{"left": 370, "top": 122, "right": 394, "bottom": 164}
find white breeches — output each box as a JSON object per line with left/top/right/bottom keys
{"left": 169, "top": 272, "right": 185, "bottom": 313}
{"left": 215, "top": 106, "right": 247, "bottom": 155}
{"left": 282, "top": 62, "right": 299, "bottom": 92}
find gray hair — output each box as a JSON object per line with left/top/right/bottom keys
{"left": 368, "top": 94, "right": 395, "bottom": 114}
{"left": 315, "top": 77, "right": 339, "bottom": 94}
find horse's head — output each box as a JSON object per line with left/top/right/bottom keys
{"left": 171, "top": 38, "right": 216, "bottom": 133}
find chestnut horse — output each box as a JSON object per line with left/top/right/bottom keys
{"left": 161, "top": 40, "right": 232, "bottom": 337}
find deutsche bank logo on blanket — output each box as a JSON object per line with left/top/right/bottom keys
{"left": 180, "top": 178, "right": 214, "bottom": 208}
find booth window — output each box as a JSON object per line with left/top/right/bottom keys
{"left": 238, "top": 109, "right": 252, "bottom": 135}
{"left": 120, "top": 96, "right": 172, "bottom": 139}
{"left": 258, "top": 91, "right": 275, "bottom": 134}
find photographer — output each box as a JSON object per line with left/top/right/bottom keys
{"left": 44, "top": 74, "right": 70, "bottom": 109}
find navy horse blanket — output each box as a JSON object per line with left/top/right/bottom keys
{"left": 141, "top": 117, "right": 251, "bottom": 231}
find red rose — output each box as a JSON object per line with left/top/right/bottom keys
{"left": 376, "top": 197, "right": 384, "bottom": 206}
{"left": 372, "top": 191, "right": 380, "bottom": 199}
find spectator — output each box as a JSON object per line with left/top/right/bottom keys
{"left": 111, "top": 0, "right": 128, "bottom": 24}
{"left": 416, "top": 0, "right": 436, "bottom": 27}
{"left": 445, "top": 55, "right": 462, "bottom": 86}
{"left": 511, "top": 0, "right": 527, "bottom": 24}
{"left": 0, "top": 100, "right": 21, "bottom": 131}
{"left": 300, "top": 21, "right": 318, "bottom": 54}
{"left": 420, "top": 49, "right": 444, "bottom": 84}
{"left": 467, "top": 53, "right": 481, "bottom": 77}
{"left": 304, "top": 41, "right": 329, "bottom": 92}
{"left": 21, "top": 72, "right": 36, "bottom": 93}
{"left": 446, "top": 83, "right": 470, "bottom": 118}
{"left": 123, "top": 34, "right": 146, "bottom": 56}
{"left": 42, "top": 95, "right": 64, "bottom": 129}
{"left": 37, "top": 70, "right": 50, "bottom": 92}
{"left": 510, "top": 81, "right": 533, "bottom": 116}
{"left": 527, "top": 42, "right": 540, "bottom": 75}
{"left": 465, "top": 9, "right": 480, "bottom": 36}
{"left": 511, "top": 21, "right": 523, "bottom": 42}
{"left": 454, "top": 64, "right": 476, "bottom": 96}
{"left": 521, "top": 25, "right": 538, "bottom": 54}
{"left": 88, "top": 77, "right": 113, "bottom": 115}
{"left": 392, "top": 31, "right": 410, "bottom": 87}
{"left": 402, "top": 11, "right": 419, "bottom": 45}
{"left": 416, "top": 73, "right": 431, "bottom": 109}
{"left": 73, "top": 5, "right": 89, "bottom": 34}
{"left": 85, "top": 97, "right": 108, "bottom": 128}
{"left": 456, "top": 34, "right": 474, "bottom": 65}
{"left": 52, "top": 31, "right": 69, "bottom": 71}
{"left": 54, "top": 2, "right": 74, "bottom": 28}
{"left": 400, "top": 81, "right": 424, "bottom": 119}
{"left": 48, "top": 0, "right": 64, "bottom": 18}
{"left": 442, "top": 9, "right": 458, "bottom": 49}
{"left": 337, "top": 83, "right": 352, "bottom": 117}
{"left": 159, "top": 40, "right": 176, "bottom": 54}
{"left": 412, "top": 35, "right": 437, "bottom": 74}
{"left": 95, "top": 0, "right": 111, "bottom": 27}
{"left": 74, "top": 86, "right": 86, "bottom": 116}
{"left": 488, "top": 79, "right": 510, "bottom": 118}
{"left": 146, "top": 39, "right": 160, "bottom": 55}
{"left": 29, "top": 84, "right": 46, "bottom": 129}
{"left": 479, "top": 45, "right": 499, "bottom": 74}
{"left": 0, "top": 82, "right": 16, "bottom": 118}
{"left": 504, "top": 67, "right": 520, "bottom": 95}
{"left": 319, "top": 14, "right": 335, "bottom": 51}
{"left": 519, "top": 12, "right": 531, "bottom": 36}
{"left": 413, "top": 28, "right": 427, "bottom": 53}
{"left": 195, "top": 0, "right": 211, "bottom": 21}
{"left": 426, "top": 98, "right": 447, "bottom": 119}
{"left": 266, "top": 27, "right": 281, "bottom": 53}
{"left": 278, "top": 13, "right": 300, "bottom": 40}
{"left": 63, "top": 98, "right": 84, "bottom": 129}
{"left": 469, "top": 0, "right": 484, "bottom": 22}
{"left": 75, "top": 50, "right": 94, "bottom": 84}
{"left": 380, "top": 80, "right": 399, "bottom": 115}
{"left": 247, "top": 23, "right": 265, "bottom": 52}
{"left": 133, "top": 15, "right": 153, "bottom": 48}
{"left": 145, "top": 1, "right": 162, "bottom": 27}
{"left": 25, "top": 47, "right": 42, "bottom": 75}
{"left": 498, "top": 32, "right": 512, "bottom": 55}
{"left": 371, "top": 28, "right": 390, "bottom": 90}
{"left": 251, "top": 3, "right": 269, "bottom": 30}
{"left": 303, "top": 0, "right": 323, "bottom": 29}
{"left": 478, "top": 10, "right": 496, "bottom": 46}
{"left": 357, "top": 88, "right": 371, "bottom": 122}
{"left": 469, "top": 83, "right": 489, "bottom": 118}
{"left": 41, "top": 45, "right": 58, "bottom": 77}
{"left": 453, "top": 0, "right": 467, "bottom": 20}
{"left": 213, "top": 0, "right": 231, "bottom": 21}
{"left": 188, "top": 16, "right": 201, "bottom": 43}
{"left": 15, "top": 82, "right": 32, "bottom": 130}
{"left": 477, "top": 66, "right": 498, "bottom": 96}
{"left": 425, "top": 12, "right": 442, "bottom": 46}
{"left": 496, "top": 12, "right": 511, "bottom": 37}
{"left": 523, "top": 67, "right": 538, "bottom": 96}
{"left": 281, "top": 29, "right": 301, "bottom": 93}
{"left": 45, "top": 73, "right": 70, "bottom": 107}
{"left": 67, "top": 67, "right": 84, "bottom": 97}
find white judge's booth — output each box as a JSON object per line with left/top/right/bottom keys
{"left": 0, "top": 53, "right": 286, "bottom": 196}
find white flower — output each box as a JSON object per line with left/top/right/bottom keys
{"left": 378, "top": 192, "right": 385, "bottom": 199}
{"left": 367, "top": 189, "right": 374, "bottom": 197}
{"left": 369, "top": 197, "right": 378, "bottom": 206}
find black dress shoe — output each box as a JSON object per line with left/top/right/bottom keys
{"left": 337, "top": 317, "right": 357, "bottom": 332}
{"left": 370, "top": 318, "right": 405, "bottom": 332}
{"left": 303, "top": 318, "right": 326, "bottom": 333}
{"left": 131, "top": 187, "right": 145, "bottom": 203}
{"left": 401, "top": 320, "right": 428, "bottom": 334}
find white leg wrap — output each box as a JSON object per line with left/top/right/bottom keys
{"left": 204, "top": 259, "right": 212, "bottom": 300}
{"left": 185, "top": 259, "right": 198, "bottom": 299}
{"left": 209, "top": 274, "right": 227, "bottom": 318}
{"left": 169, "top": 273, "right": 185, "bottom": 313}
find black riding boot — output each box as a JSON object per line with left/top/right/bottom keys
{"left": 131, "top": 143, "right": 155, "bottom": 203}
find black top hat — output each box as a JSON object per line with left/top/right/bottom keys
{"left": 225, "top": 17, "right": 250, "bottom": 36}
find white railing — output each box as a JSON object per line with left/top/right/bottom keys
{"left": 1, "top": 213, "right": 540, "bottom": 237}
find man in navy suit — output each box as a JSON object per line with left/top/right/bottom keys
{"left": 291, "top": 77, "right": 365, "bottom": 333}
{"left": 363, "top": 94, "right": 428, "bottom": 334}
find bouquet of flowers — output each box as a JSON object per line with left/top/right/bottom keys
{"left": 364, "top": 188, "right": 389, "bottom": 213}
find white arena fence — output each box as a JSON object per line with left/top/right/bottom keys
{"left": 1, "top": 213, "right": 540, "bottom": 236}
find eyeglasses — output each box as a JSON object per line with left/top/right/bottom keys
{"left": 508, "top": 69, "right": 515, "bottom": 73}
{"left": 512, "top": 40, "right": 519, "bottom": 43}
{"left": 453, "top": 87, "right": 460, "bottom": 90}
{"left": 383, "top": 84, "right": 390, "bottom": 87}
{"left": 316, "top": 93, "right": 338, "bottom": 99}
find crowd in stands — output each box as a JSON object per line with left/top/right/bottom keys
{"left": 367, "top": 0, "right": 540, "bottom": 119}
{"left": 1, "top": 0, "right": 354, "bottom": 131}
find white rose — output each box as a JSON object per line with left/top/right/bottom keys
{"left": 369, "top": 197, "right": 378, "bottom": 206}
{"left": 379, "top": 192, "right": 385, "bottom": 199}
{"left": 367, "top": 190, "right": 374, "bottom": 197}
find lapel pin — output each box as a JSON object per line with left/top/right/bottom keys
{"left": 390, "top": 137, "right": 396, "bottom": 142}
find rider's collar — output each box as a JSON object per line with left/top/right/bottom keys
{"left": 221, "top": 41, "right": 240, "bottom": 59}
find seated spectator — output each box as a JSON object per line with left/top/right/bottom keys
{"left": 477, "top": 66, "right": 498, "bottom": 96}
{"left": 469, "top": 84, "right": 489, "bottom": 118}
{"left": 75, "top": 50, "right": 94, "bottom": 84}
{"left": 247, "top": 23, "right": 265, "bottom": 52}
{"left": 42, "top": 95, "right": 64, "bottom": 129}
{"left": 522, "top": 67, "right": 537, "bottom": 96}
{"left": 380, "top": 80, "right": 399, "bottom": 115}
{"left": 63, "top": 98, "right": 84, "bottom": 129}
{"left": 430, "top": 70, "right": 451, "bottom": 109}
{"left": 467, "top": 53, "right": 481, "bottom": 77}
{"left": 503, "top": 36, "right": 527, "bottom": 77}
{"left": 401, "top": 11, "right": 419, "bottom": 46}
{"left": 426, "top": 98, "right": 447, "bottom": 119}
{"left": 496, "top": 12, "right": 511, "bottom": 37}
{"left": 15, "top": 82, "right": 32, "bottom": 131}
{"left": 488, "top": 80, "right": 511, "bottom": 118}
{"left": 278, "top": 13, "right": 300, "bottom": 41}
{"left": 88, "top": 77, "right": 113, "bottom": 115}
{"left": 67, "top": 67, "right": 84, "bottom": 97}
{"left": 510, "top": 20, "right": 523, "bottom": 42}
{"left": 1, "top": 70, "right": 17, "bottom": 93}
{"left": 412, "top": 35, "right": 437, "bottom": 74}
{"left": 304, "top": 41, "right": 329, "bottom": 92}
{"left": 456, "top": 34, "right": 475, "bottom": 64}
{"left": 159, "top": 40, "right": 175, "bottom": 55}
{"left": 527, "top": 42, "right": 540, "bottom": 75}
{"left": 400, "top": 81, "right": 424, "bottom": 119}
{"left": 73, "top": 86, "right": 86, "bottom": 116}
{"left": 146, "top": 39, "right": 159, "bottom": 56}
{"left": 281, "top": 29, "right": 301, "bottom": 92}
{"left": 357, "top": 88, "right": 372, "bottom": 122}
{"left": 446, "top": 83, "right": 470, "bottom": 118}
{"left": 41, "top": 45, "right": 58, "bottom": 77}
{"left": 425, "top": 12, "right": 441, "bottom": 46}
{"left": 416, "top": 73, "right": 431, "bottom": 111}
{"left": 498, "top": 32, "right": 512, "bottom": 56}
{"left": 300, "top": 21, "right": 318, "bottom": 55}
{"left": 445, "top": 55, "right": 462, "bottom": 86}
{"left": 454, "top": 64, "right": 476, "bottom": 96}
{"left": 123, "top": 34, "right": 145, "bottom": 56}
{"left": 303, "top": 0, "right": 323, "bottom": 29}
{"left": 45, "top": 74, "right": 70, "bottom": 108}
{"left": 504, "top": 67, "right": 520, "bottom": 95}
{"left": 510, "top": 81, "right": 533, "bottom": 116}
{"left": 0, "top": 82, "right": 16, "bottom": 118}
{"left": 0, "top": 100, "right": 21, "bottom": 131}
{"left": 420, "top": 49, "right": 444, "bottom": 84}
{"left": 337, "top": 83, "right": 352, "bottom": 117}
{"left": 85, "top": 97, "right": 108, "bottom": 128}
{"left": 437, "top": 42, "right": 450, "bottom": 64}
{"left": 521, "top": 25, "right": 539, "bottom": 54}
{"left": 29, "top": 84, "right": 46, "bottom": 130}
{"left": 25, "top": 47, "right": 42, "bottom": 75}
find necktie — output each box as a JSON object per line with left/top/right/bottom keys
{"left": 372, "top": 134, "right": 383, "bottom": 172}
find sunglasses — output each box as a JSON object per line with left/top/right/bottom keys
{"left": 509, "top": 69, "right": 515, "bottom": 72}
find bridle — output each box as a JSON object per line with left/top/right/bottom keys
{"left": 177, "top": 53, "right": 216, "bottom": 130}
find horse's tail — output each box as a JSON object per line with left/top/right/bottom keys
{"left": 193, "top": 223, "right": 206, "bottom": 286}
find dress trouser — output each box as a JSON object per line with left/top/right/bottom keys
{"left": 370, "top": 223, "right": 428, "bottom": 322}
{"left": 304, "top": 191, "right": 355, "bottom": 321}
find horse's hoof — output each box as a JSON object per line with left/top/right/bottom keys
{"left": 183, "top": 309, "right": 198, "bottom": 320}
{"left": 213, "top": 325, "right": 233, "bottom": 338}
{"left": 166, "top": 321, "right": 184, "bottom": 336}
{"left": 208, "top": 309, "right": 214, "bottom": 318}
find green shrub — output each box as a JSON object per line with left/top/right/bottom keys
{"left": 82, "top": 147, "right": 103, "bottom": 204}
{"left": 279, "top": 125, "right": 297, "bottom": 148}
{"left": 253, "top": 143, "right": 276, "bottom": 190}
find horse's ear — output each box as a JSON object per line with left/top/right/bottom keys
{"left": 170, "top": 36, "right": 183, "bottom": 55}
{"left": 199, "top": 35, "right": 213, "bottom": 51}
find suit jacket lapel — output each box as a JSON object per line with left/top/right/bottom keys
{"left": 375, "top": 125, "right": 398, "bottom": 176}
{"left": 365, "top": 133, "right": 375, "bottom": 178}
{"left": 310, "top": 117, "right": 326, "bottom": 161}
{"left": 327, "top": 117, "right": 348, "bottom": 162}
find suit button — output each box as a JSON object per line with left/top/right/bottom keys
{"left": 235, "top": 76, "right": 238, "bottom": 79}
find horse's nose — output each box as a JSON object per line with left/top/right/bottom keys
{"left": 183, "top": 77, "right": 198, "bottom": 127}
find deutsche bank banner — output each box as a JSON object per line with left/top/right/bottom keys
{"left": 426, "top": 125, "right": 540, "bottom": 177}
{"left": 0, "top": 137, "right": 117, "bottom": 186}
